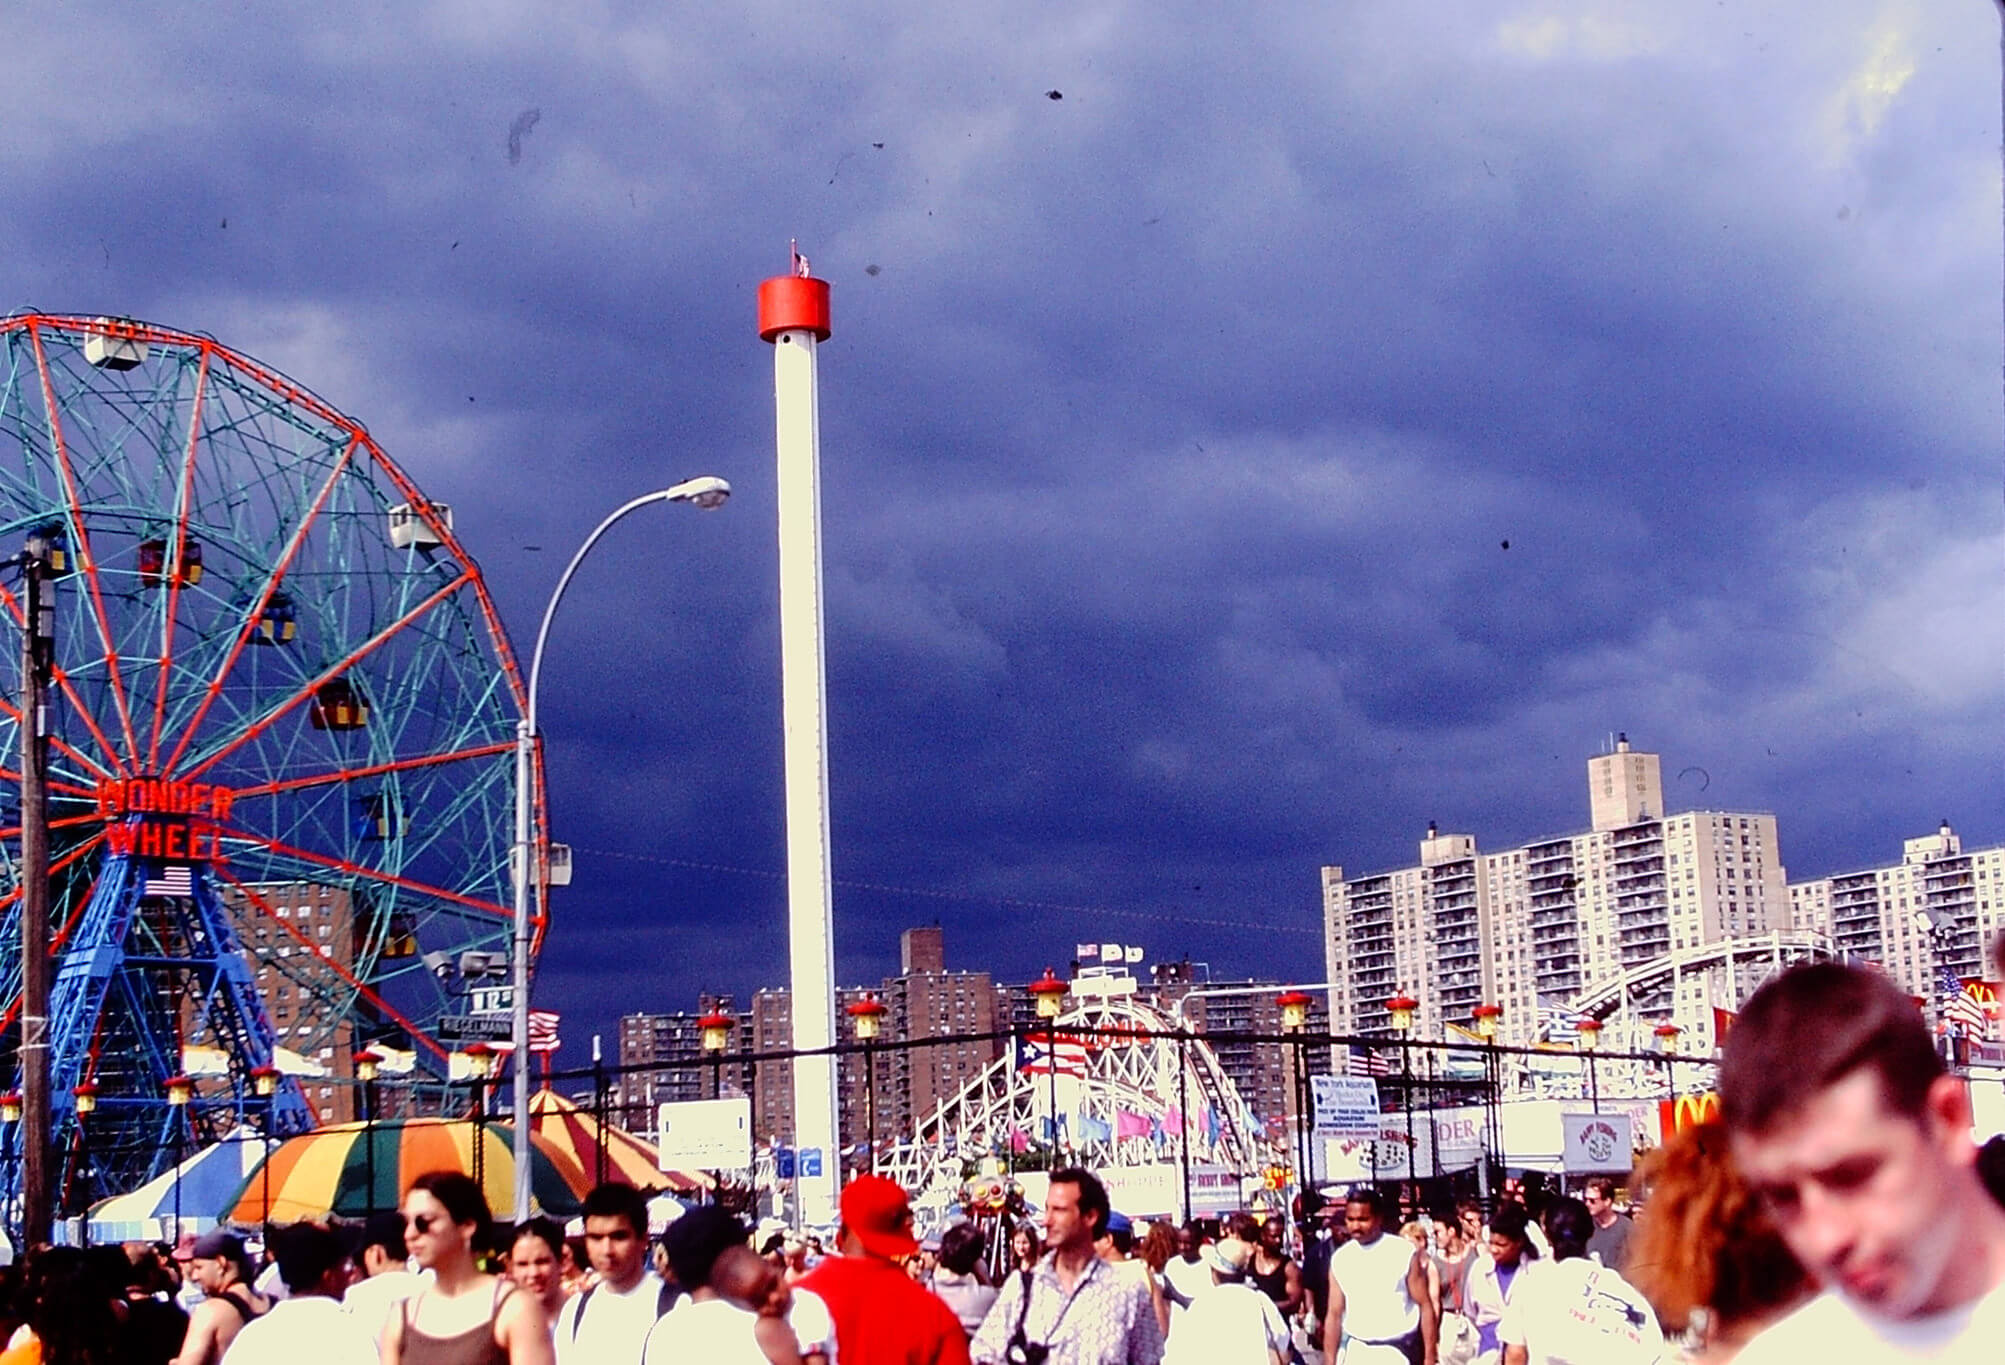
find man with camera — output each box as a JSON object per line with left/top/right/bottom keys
{"left": 971, "top": 1168, "right": 1164, "bottom": 1365}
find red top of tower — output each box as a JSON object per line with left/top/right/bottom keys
{"left": 759, "top": 241, "right": 831, "bottom": 342}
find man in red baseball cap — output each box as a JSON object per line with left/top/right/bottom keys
{"left": 797, "top": 1175, "right": 971, "bottom": 1364}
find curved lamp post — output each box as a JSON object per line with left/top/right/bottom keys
{"left": 510, "top": 476, "right": 730, "bottom": 1221}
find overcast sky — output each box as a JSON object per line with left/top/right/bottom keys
{"left": 4, "top": 2, "right": 2000, "bottom": 1057}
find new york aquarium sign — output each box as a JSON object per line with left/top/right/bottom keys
{"left": 93, "top": 777, "right": 235, "bottom": 862}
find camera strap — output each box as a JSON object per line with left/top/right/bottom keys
{"left": 1014, "top": 1257, "right": 1099, "bottom": 1351}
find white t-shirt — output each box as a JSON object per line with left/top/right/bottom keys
{"left": 642, "top": 1297, "right": 770, "bottom": 1365}
{"left": 1161, "top": 1257, "right": 1210, "bottom": 1308}
{"left": 341, "top": 1269, "right": 429, "bottom": 1352}
{"left": 1496, "top": 1257, "right": 1661, "bottom": 1365}
{"left": 1330, "top": 1232, "right": 1421, "bottom": 1344}
{"left": 789, "top": 1285, "right": 837, "bottom": 1362}
{"left": 1165, "top": 1281, "right": 1288, "bottom": 1365}
{"left": 1735, "top": 1281, "right": 2005, "bottom": 1363}
{"left": 556, "top": 1271, "right": 667, "bottom": 1365}
{"left": 222, "top": 1296, "right": 378, "bottom": 1365}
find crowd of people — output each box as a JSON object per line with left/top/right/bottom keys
{"left": 0, "top": 958, "right": 1995, "bottom": 1362}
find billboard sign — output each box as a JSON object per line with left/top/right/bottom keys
{"left": 657, "top": 1097, "right": 753, "bottom": 1171}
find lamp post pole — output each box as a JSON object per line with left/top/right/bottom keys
{"left": 1474, "top": 1004, "right": 1503, "bottom": 1184}
{"left": 1654, "top": 1022, "right": 1681, "bottom": 1099}
{"left": 1576, "top": 1019, "right": 1602, "bottom": 1116}
{"left": 17, "top": 533, "right": 57, "bottom": 1249}
{"left": 700, "top": 1011, "right": 734, "bottom": 1202}
{"left": 70, "top": 1082, "right": 96, "bottom": 1247}
{"left": 164, "top": 1074, "right": 192, "bottom": 1242}
{"left": 1029, "top": 970, "right": 1069, "bottom": 1169}
{"left": 0, "top": 1092, "right": 19, "bottom": 1241}
{"left": 1278, "top": 991, "right": 1313, "bottom": 1204}
{"left": 355, "top": 1051, "right": 381, "bottom": 1216}
{"left": 1386, "top": 994, "right": 1416, "bottom": 1205}
{"left": 251, "top": 1067, "right": 279, "bottom": 1225}
{"left": 846, "top": 997, "right": 887, "bottom": 1178}
{"left": 510, "top": 477, "right": 730, "bottom": 1222}
{"left": 464, "top": 1044, "right": 494, "bottom": 1200}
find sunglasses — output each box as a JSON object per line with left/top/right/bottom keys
{"left": 405, "top": 1213, "right": 441, "bottom": 1235}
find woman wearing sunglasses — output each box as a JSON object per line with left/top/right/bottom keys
{"left": 382, "top": 1171, "right": 555, "bottom": 1365}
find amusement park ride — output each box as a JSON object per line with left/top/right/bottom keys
{"left": 0, "top": 315, "right": 543, "bottom": 1241}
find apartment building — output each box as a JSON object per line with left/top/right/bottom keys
{"left": 612, "top": 994, "right": 753, "bottom": 1133}
{"left": 748, "top": 928, "right": 1007, "bottom": 1163}
{"left": 1788, "top": 822, "right": 2005, "bottom": 999}
{"left": 217, "top": 881, "right": 360, "bottom": 1122}
{"left": 1322, "top": 737, "right": 1788, "bottom": 1048}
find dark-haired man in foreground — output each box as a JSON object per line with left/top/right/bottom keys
{"left": 1722, "top": 960, "right": 2005, "bottom": 1359}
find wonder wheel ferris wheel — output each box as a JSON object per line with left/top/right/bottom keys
{"left": 0, "top": 314, "right": 542, "bottom": 1199}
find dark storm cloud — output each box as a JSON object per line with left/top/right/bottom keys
{"left": 0, "top": 3, "right": 1997, "bottom": 1049}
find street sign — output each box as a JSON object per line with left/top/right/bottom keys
{"left": 1311, "top": 1075, "right": 1382, "bottom": 1138}
{"left": 467, "top": 986, "right": 515, "bottom": 1016}
{"left": 437, "top": 1013, "right": 512, "bottom": 1041}
{"left": 799, "top": 1147, "right": 823, "bottom": 1178}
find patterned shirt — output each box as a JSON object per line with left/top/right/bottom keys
{"left": 970, "top": 1253, "right": 1164, "bottom": 1365}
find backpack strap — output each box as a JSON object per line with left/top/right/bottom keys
{"left": 570, "top": 1284, "right": 598, "bottom": 1342}
{"left": 657, "top": 1280, "right": 682, "bottom": 1317}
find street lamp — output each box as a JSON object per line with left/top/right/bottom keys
{"left": 1472, "top": 1003, "right": 1503, "bottom": 1187}
{"left": 164, "top": 1074, "right": 192, "bottom": 1241}
{"left": 846, "top": 996, "right": 887, "bottom": 1177}
{"left": 1575, "top": 1018, "right": 1602, "bottom": 1115}
{"left": 699, "top": 1012, "right": 735, "bottom": 1199}
{"left": 1277, "top": 991, "right": 1313, "bottom": 1200}
{"left": 0, "top": 1090, "right": 16, "bottom": 1240}
{"left": 510, "top": 476, "right": 731, "bottom": 1221}
{"left": 1030, "top": 970, "right": 1069, "bottom": 1167}
{"left": 251, "top": 1066, "right": 279, "bottom": 1225}
{"left": 355, "top": 1050, "right": 382, "bottom": 1216}
{"left": 1386, "top": 994, "right": 1417, "bottom": 1203}
{"left": 70, "top": 1082, "right": 96, "bottom": 1246}
{"left": 1654, "top": 1022, "right": 1681, "bottom": 1098}
{"left": 462, "top": 1044, "right": 495, "bottom": 1197}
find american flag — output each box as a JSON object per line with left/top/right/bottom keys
{"left": 1017, "top": 1033, "right": 1089, "bottom": 1077}
{"left": 491, "top": 1011, "right": 563, "bottom": 1055}
{"left": 1348, "top": 1046, "right": 1394, "bottom": 1077}
{"left": 1945, "top": 991, "right": 1989, "bottom": 1037}
{"left": 143, "top": 865, "right": 193, "bottom": 897}
{"left": 528, "top": 1010, "right": 561, "bottom": 1053}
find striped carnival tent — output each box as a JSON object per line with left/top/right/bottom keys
{"left": 527, "top": 1087, "right": 710, "bottom": 1193}
{"left": 87, "top": 1126, "right": 269, "bottom": 1242}
{"left": 224, "top": 1117, "right": 590, "bottom": 1224}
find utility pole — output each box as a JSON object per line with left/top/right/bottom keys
{"left": 18, "top": 544, "right": 54, "bottom": 1248}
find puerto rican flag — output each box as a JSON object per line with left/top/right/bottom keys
{"left": 1017, "top": 1033, "right": 1089, "bottom": 1077}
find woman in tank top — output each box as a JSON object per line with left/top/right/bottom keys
{"left": 382, "top": 1171, "right": 553, "bottom": 1365}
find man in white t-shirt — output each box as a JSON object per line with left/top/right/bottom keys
{"left": 221, "top": 1224, "right": 378, "bottom": 1365}
{"left": 1722, "top": 962, "right": 2005, "bottom": 1362}
{"left": 340, "top": 1212, "right": 430, "bottom": 1352}
{"left": 643, "top": 1206, "right": 769, "bottom": 1365}
{"left": 556, "top": 1184, "right": 673, "bottom": 1365}
{"left": 1165, "top": 1240, "right": 1287, "bottom": 1365}
{"left": 1323, "top": 1189, "right": 1435, "bottom": 1365}
{"left": 1497, "top": 1198, "right": 1659, "bottom": 1365}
